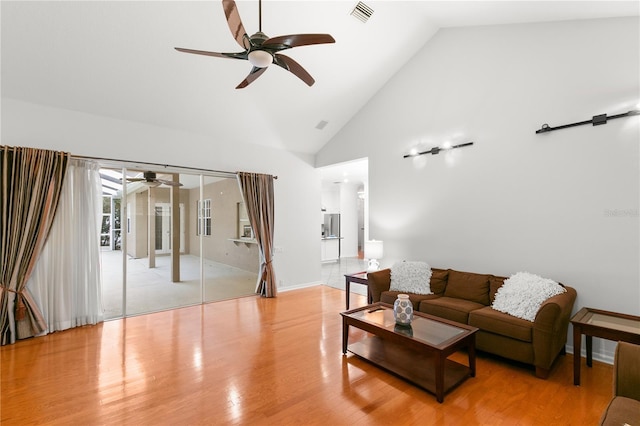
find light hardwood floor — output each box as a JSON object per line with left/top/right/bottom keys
{"left": 1, "top": 286, "right": 612, "bottom": 425}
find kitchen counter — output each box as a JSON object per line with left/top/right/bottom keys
{"left": 321, "top": 237, "right": 341, "bottom": 261}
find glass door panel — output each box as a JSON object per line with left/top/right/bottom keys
{"left": 125, "top": 171, "right": 200, "bottom": 316}
{"left": 202, "top": 176, "right": 259, "bottom": 303}
{"left": 99, "top": 168, "right": 124, "bottom": 320}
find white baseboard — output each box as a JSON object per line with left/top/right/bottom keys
{"left": 565, "top": 344, "right": 614, "bottom": 365}
{"left": 277, "top": 281, "right": 322, "bottom": 292}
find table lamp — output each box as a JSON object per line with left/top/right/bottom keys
{"left": 364, "top": 240, "right": 384, "bottom": 272}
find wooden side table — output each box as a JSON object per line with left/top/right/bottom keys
{"left": 570, "top": 307, "right": 640, "bottom": 385}
{"left": 344, "top": 272, "right": 371, "bottom": 310}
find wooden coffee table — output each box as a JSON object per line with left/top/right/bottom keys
{"left": 341, "top": 303, "right": 478, "bottom": 403}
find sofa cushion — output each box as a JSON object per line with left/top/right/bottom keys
{"left": 381, "top": 291, "right": 439, "bottom": 310}
{"left": 390, "top": 261, "right": 433, "bottom": 295}
{"left": 430, "top": 269, "right": 449, "bottom": 295}
{"left": 599, "top": 396, "right": 640, "bottom": 426}
{"left": 468, "top": 306, "right": 533, "bottom": 342}
{"left": 419, "top": 297, "right": 484, "bottom": 324}
{"left": 444, "top": 270, "right": 491, "bottom": 305}
{"left": 489, "top": 275, "right": 507, "bottom": 304}
{"left": 492, "top": 272, "right": 566, "bottom": 322}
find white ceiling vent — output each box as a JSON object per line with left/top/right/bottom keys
{"left": 350, "top": 1, "right": 373, "bottom": 23}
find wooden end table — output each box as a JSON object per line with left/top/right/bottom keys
{"left": 344, "top": 271, "right": 371, "bottom": 310}
{"left": 570, "top": 307, "right": 640, "bottom": 385}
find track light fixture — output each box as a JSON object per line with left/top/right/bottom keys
{"left": 536, "top": 109, "right": 639, "bottom": 134}
{"left": 403, "top": 142, "right": 474, "bottom": 159}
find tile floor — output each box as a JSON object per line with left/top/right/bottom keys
{"left": 321, "top": 256, "right": 369, "bottom": 295}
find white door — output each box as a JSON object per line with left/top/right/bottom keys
{"left": 155, "top": 203, "right": 185, "bottom": 254}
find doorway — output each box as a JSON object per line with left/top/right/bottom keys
{"left": 318, "top": 158, "right": 369, "bottom": 291}
{"left": 154, "top": 203, "right": 185, "bottom": 254}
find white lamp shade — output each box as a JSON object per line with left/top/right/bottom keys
{"left": 248, "top": 50, "right": 273, "bottom": 68}
{"left": 364, "top": 240, "right": 384, "bottom": 260}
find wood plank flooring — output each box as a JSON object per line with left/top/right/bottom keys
{"left": 1, "top": 286, "right": 612, "bottom": 425}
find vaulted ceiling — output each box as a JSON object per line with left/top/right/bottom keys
{"left": 2, "top": 1, "right": 638, "bottom": 155}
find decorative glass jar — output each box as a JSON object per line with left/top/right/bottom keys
{"left": 393, "top": 294, "right": 413, "bottom": 326}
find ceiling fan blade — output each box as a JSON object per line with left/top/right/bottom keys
{"left": 222, "top": 0, "right": 249, "bottom": 49}
{"left": 262, "top": 34, "right": 336, "bottom": 51}
{"left": 174, "top": 47, "right": 247, "bottom": 60}
{"left": 156, "top": 179, "right": 184, "bottom": 187}
{"left": 236, "top": 67, "right": 268, "bottom": 89}
{"left": 274, "top": 54, "right": 315, "bottom": 86}
{"left": 124, "top": 178, "right": 145, "bottom": 182}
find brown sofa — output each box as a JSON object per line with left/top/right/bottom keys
{"left": 367, "top": 267, "right": 577, "bottom": 378}
{"left": 599, "top": 341, "right": 640, "bottom": 425}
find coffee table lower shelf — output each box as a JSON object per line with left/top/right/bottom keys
{"left": 348, "top": 335, "right": 472, "bottom": 400}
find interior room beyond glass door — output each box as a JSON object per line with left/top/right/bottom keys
{"left": 125, "top": 171, "right": 199, "bottom": 316}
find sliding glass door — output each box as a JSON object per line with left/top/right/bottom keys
{"left": 99, "top": 167, "right": 259, "bottom": 320}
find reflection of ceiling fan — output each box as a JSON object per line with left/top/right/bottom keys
{"left": 125, "top": 171, "right": 183, "bottom": 187}
{"left": 175, "top": 0, "right": 335, "bottom": 88}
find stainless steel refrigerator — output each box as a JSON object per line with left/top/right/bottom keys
{"left": 323, "top": 214, "right": 340, "bottom": 238}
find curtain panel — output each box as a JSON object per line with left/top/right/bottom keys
{"left": 0, "top": 146, "right": 69, "bottom": 345}
{"left": 28, "top": 158, "right": 104, "bottom": 333}
{"left": 237, "top": 172, "right": 277, "bottom": 297}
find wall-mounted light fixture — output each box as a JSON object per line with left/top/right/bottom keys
{"left": 536, "top": 108, "right": 639, "bottom": 134}
{"left": 403, "top": 142, "right": 474, "bottom": 159}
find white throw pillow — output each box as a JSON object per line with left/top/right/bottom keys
{"left": 492, "top": 272, "right": 566, "bottom": 322}
{"left": 389, "top": 261, "right": 433, "bottom": 295}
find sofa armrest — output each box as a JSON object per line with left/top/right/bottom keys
{"left": 614, "top": 342, "right": 640, "bottom": 400}
{"left": 367, "top": 268, "right": 391, "bottom": 303}
{"left": 532, "top": 285, "right": 577, "bottom": 371}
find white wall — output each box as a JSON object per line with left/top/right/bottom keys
{"left": 317, "top": 17, "right": 640, "bottom": 362}
{"left": 2, "top": 98, "right": 322, "bottom": 291}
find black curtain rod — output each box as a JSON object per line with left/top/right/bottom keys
{"left": 536, "top": 109, "right": 639, "bottom": 134}
{"left": 72, "top": 154, "right": 277, "bottom": 179}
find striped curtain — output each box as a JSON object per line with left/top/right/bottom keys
{"left": 0, "top": 146, "right": 69, "bottom": 345}
{"left": 237, "top": 172, "right": 277, "bottom": 297}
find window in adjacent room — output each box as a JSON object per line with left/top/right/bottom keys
{"left": 197, "top": 199, "right": 212, "bottom": 236}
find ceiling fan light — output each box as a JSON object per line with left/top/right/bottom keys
{"left": 248, "top": 50, "right": 273, "bottom": 68}
{"left": 143, "top": 181, "right": 161, "bottom": 188}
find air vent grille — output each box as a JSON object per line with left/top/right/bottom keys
{"left": 350, "top": 1, "right": 373, "bottom": 23}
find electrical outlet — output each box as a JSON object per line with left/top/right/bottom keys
{"left": 274, "top": 246, "right": 284, "bottom": 253}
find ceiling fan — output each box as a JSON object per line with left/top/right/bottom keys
{"left": 125, "top": 171, "right": 183, "bottom": 187}
{"left": 175, "top": 0, "right": 335, "bottom": 89}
